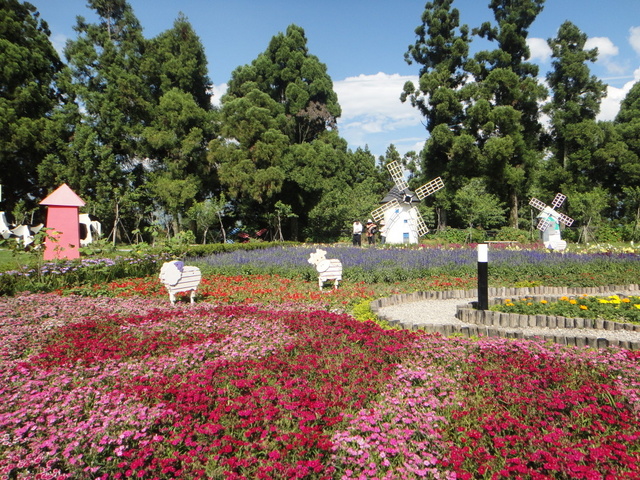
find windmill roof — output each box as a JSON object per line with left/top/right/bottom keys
{"left": 381, "top": 185, "right": 420, "bottom": 204}
{"left": 40, "top": 184, "right": 86, "bottom": 207}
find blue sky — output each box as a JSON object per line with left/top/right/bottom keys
{"left": 31, "top": 0, "right": 640, "bottom": 159}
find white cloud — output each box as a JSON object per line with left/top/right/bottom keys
{"left": 334, "top": 72, "right": 425, "bottom": 155}
{"left": 334, "top": 72, "right": 420, "bottom": 121}
{"left": 527, "top": 38, "right": 551, "bottom": 63}
{"left": 585, "top": 36, "right": 626, "bottom": 74}
{"left": 210, "top": 83, "right": 227, "bottom": 107}
{"left": 629, "top": 26, "right": 640, "bottom": 55}
{"left": 598, "top": 67, "right": 640, "bottom": 121}
{"left": 585, "top": 36, "right": 619, "bottom": 58}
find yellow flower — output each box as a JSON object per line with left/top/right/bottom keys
{"left": 506, "top": 302, "right": 514, "bottom": 307}
{"left": 622, "top": 298, "right": 631, "bottom": 303}
{"left": 541, "top": 300, "right": 548, "bottom": 304}
{"left": 560, "top": 296, "right": 569, "bottom": 301}
{"left": 527, "top": 302, "right": 533, "bottom": 306}
{"left": 599, "top": 299, "right": 610, "bottom": 304}
{"left": 580, "top": 305, "right": 588, "bottom": 310}
{"left": 634, "top": 304, "right": 640, "bottom": 310}
{"left": 569, "top": 299, "right": 577, "bottom": 305}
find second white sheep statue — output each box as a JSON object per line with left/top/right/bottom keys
{"left": 159, "top": 260, "right": 202, "bottom": 304}
{"left": 307, "top": 248, "right": 342, "bottom": 291}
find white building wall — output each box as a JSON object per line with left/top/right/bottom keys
{"left": 383, "top": 204, "right": 420, "bottom": 244}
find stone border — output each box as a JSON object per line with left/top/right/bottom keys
{"left": 370, "top": 284, "right": 640, "bottom": 350}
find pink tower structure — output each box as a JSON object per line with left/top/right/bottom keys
{"left": 39, "top": 184, "right": 86, "bottom": 260}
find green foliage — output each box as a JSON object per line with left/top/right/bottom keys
{"left": 568, "top": 188, "right": 609, "bottom": 243}
{"left": 543, "top": 20, "right": 606, "bottom": 195}
{"left": 492, "top": 227, "right": 534, "bottom": 243}
{"left": 6, "top": 1, "right": 640, "bottom": 243}
{"left": 452, "top": 178, "right": 506, "bottom": 229}
{"left": 431, "top": 227, "right": 472, "bottom": 244}
{"left": 0, "top": 0, "right": 63, "bottom": 214}
{"left": 351, "top": 299, "right": 397, "bottom": 329}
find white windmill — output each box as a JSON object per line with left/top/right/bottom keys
{"left": 529, "top": 193, "right": 574, "bottom": 251}
{"left": 370, "top": 161, "right": 444, "bottom": 244}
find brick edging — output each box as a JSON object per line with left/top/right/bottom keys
{"left": 370, "top": 284, "right": 640, "bottom": 350}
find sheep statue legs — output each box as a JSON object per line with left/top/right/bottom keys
{"left": 307, "top": 248, "right": 343, "bottom": 292}
{"left": 159, "top": 261, "right": 202, "bottom": 304}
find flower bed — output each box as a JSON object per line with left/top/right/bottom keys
{"left": 493, "top": 294, "right": 640, "bottom": 324}
{"left": 1, "top": 292, "right": 639, "bottom": 479}
{"left": 193, "top": 245, "right": 640, "bottom": 286}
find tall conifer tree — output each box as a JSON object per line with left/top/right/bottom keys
{"left": 63, "top": 0, "right": 151, "bottom": 241}
{"left": 471, "top": 0, "right": 548, "bottom": 227}
{"left": 402, "top": 0, "right": 476, "bottom": 228}
{"left": 542, "top": 21, "right": 606, "bottom": 194}
{"left": 0, "top": 0, "right": 62, "bottom": 215}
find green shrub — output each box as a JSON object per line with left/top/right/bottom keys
{"left": 351, "top": 299, "right": 397, "bottom": 329}
{"left": 431, "top": 227, "right": 470, "bottom": 244}
{"left": 493, "top": 227, "right": 534, "bottom": 243}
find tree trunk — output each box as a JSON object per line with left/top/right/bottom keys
{"left": 436, "top": 206, "right": 447, "bottom": 230}
{"left": 510, "top": 192, "right": 519, "bottom": 229}
{"left": 217, "top": 212, "right": 226, "bottom": 244}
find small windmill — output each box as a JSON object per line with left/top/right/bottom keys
{"left": 370, "top": 161, "right": 444, "bottom": 243}
{"left": 529, "top": 193, "right": 574, "bottom": 250}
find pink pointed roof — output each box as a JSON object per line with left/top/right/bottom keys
{"left": 40, "top": 183, "right": 86, "bottom": 207}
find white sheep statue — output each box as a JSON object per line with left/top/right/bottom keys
{"left": 159, "top": 260, "right": 202, "bottom": 304}
{"left": 307, "top": 248, "right": 342, "bottom": 291}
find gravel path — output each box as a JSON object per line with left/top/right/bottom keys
{"left": 377, "top": 296, "right": 640, "bottom": 344}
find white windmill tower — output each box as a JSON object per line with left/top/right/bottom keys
{"left": 370, "top": 161, "right": 444, "bottom": 244}
{"left": 529, "top": 193, "right": 574, "bottom": 251}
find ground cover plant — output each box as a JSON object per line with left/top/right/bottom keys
{"left": 492, "top": 294, "right": 640, "bottom": 324}
{"left": 1, "top": 244, "right": 640, "bottom": 478}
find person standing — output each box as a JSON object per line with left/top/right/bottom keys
{"left": 352, "top": 220, "right": 363, "bottom": 246}
{"left": 366, "top": 219, "right": 377, "bottom": 245}
{"left": 379, "top": 220, "right": 387, "bottom": 244}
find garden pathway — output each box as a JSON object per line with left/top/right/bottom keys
{"left": 376, "top": 294, "right": 640, "bottom": 347}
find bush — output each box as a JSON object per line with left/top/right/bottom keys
{"left": 431, "top": 227, "right": 471, "bottom": 244}
{"left": 493, "top": 227, "right": 534, "bottom": 243}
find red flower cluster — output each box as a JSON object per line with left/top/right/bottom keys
{"left": 19, "top": 304, "right": 415, "bottom": 479}
{"left": 27, "top": 310, "right": 226, "bottom": 367}
{"left": 442, "top": 342, "right": 640, "bottom": 479}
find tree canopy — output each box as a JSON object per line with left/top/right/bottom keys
{"left": 2, "top": 0, "right": 640, "bottom": 243}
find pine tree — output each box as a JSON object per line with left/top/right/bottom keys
{"left": 542, "top": 21, "right": 606, "bottom": 195}
{"left": 0, "top": 0, "right": 63, "bottom": 215}
{"left": 471, "top": 0, "right": 548, "bottom": 227}
{"left": 63, "top": 0, "right": 152, "bottom": 242}
{"left": 212, "top": 24, "right": 348, "bottom": 239}
{"left": 402, "top": 0, "right": 473, "bottom": 228}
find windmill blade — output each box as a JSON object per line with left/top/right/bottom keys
{"left": 411, "top": 207, "right": 430, "bottom": 236}
{"left": 551, "top": 193, "right": 567, "bottom": 210}
{"left": 558, "top": 213, "right": 574, "bottom": 227}
{"left": 386, "top": 161, "right": 409, "bottom": 191}
{"left": 414, "top": 177, "right": 444, "bottom": 200}
{"left": 537, "top": 218, "right": 551, "bottom": 231}
{"left": 371, "top": 199, "right": 399, "bottom": 223}
{"left": 529, "top": 198, "right": 547, "bottom": 211}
